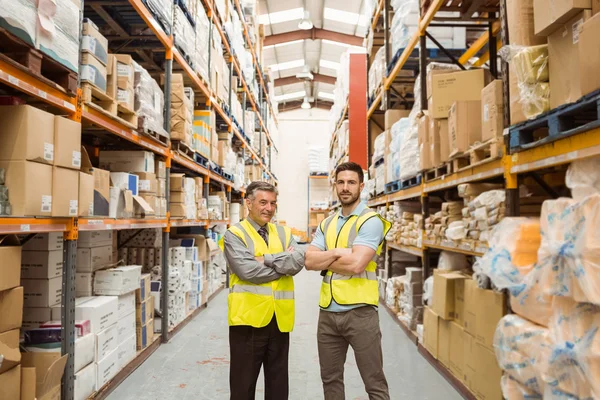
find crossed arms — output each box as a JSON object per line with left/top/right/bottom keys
{"left": 304, "top": 245, "right": 376, "bottom": 276}
{"left": 223, "top": 231, "right": 305, "bottom": 284}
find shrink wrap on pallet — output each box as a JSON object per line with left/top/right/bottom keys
{"left": 173, "top": 5, "right": 195, "bottom": 61}
{"left": 501, "top": 374, "right": 543, "bottom": 400}
{"left": 494, "top": 314, "right": 551, "bottom": 396}
{"left": 566, "top": 157, "right": 600, "bottom": 201}
{"left": 145, "top": 0, "right": 172, "bottom": 34}
{"left": 134, "top": 62, "right": 168, "bottom": 138}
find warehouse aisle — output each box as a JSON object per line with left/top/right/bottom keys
{"left": 108, "top": 270, "right": 461, "bottom": 400}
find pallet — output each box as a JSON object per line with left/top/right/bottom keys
{"left": 373, "top": 156, "right": 385, "bottom": 168}
{"left": 142, "top": 0, "right": 172, "bottom": 34}
{"left": 174, "top": 43, "right": 195, "bottom": 70}
{"left": 423, "top": 163, "right": 453, "bottom": 182}
{"left": 138, "top": 116, "right": 169, "bottom": 146}
{"left": 174, "top": 0, "right": 197, "bottom": 27}
{"left": 117, "top": 103, "right": 138, "bottom": 128}
{"left": 400, "top": 174, "right": 422, "bottom": 189}
{"left": 171, "top": 140, "right": 195, "bottom": 160}
{"left": 0, "top": 28, "right": 77, "bottom": 96}
{"left": 193, "top": 152, "right": 209, "bottom": 168}
{"left": 448, "top": 139, "right": 503, "bottom": 172}
{"left": 211, "top": 164, "right": 223, "bottom": 176}
{"left": 385, "top": 181, "right": 401, "bottom": 194}
{"left": 82, "top": 83, "right": 117, "bottom": 114}
{"left": 508, "top": 89, "right": 600, "bottom": 154}
{"left": 223, "top": 172, "right": 234, "bottom": 182}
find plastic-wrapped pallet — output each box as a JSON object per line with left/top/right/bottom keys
{"left": 194, "top": 6, "right": 210, "bottom": 81}
{"left": 173, "top": 5, "right": 195, "bottom": 60}
{"left": 308, "top": 146, "right": 328, "bottom": 174}
{"left": 389, "top": 118, "right": 412, "bottom": 182}
{"left": 134, "top": 62, "right": 168, "bottom": 138}
{"left": 566, "top": 157, "right": 600, "bottom": 201}
{"left": 145, "top": 0, "right": 172, "bottom": 34}
{"left": 369, "top": 47, "right": 385, "bottom": 99}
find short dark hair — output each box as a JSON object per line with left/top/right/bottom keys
{"left": 335, "top": 162, "right": 364, "bottom": 183}
{"left": 246, "top": 181, "right": 278, "bottom": 199}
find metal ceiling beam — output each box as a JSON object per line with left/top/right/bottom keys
{"left": 264, "top": 28, "right": 363, "bottom": 47}
{"left": 90, "top": 4, "right": 129, "bottom": 37}
{"left": 274, "top": 73, "right": 336, "bottom": 87}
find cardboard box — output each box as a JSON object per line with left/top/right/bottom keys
{"left": 430, "top": 118, "right": 450, "bottom": 163}
{"left": 0, "top": 105, "right": 55, "bottom": 164}
{"left": 427, "top": 69, "right": 458, "bottom": 98}
{"left": 22, "top": 276, "right": 62, "bottom": 307}
{"left": 54, "top": 116, "right": 82, "bottom": 170}
{"left": 0, "top": 235, "right": 21, "bottom": 292}
{"left": 448, "top": 101, "right": 482, "bottom": 156}
{"left": 136, "top": 318, "right": 153, "bottom": 350}
{"left": 20, "top": 353, "right": 68, "bottom": 400}
{"left": 384, "top": 109, "right": 411, "bottom": 130}
{"left": 75, "top": 296, "right": 119, "bottom": 333}
{"left": 117, "top": 334, "right": 136, "bottom": 370}
{"left": 0, "top": 365, "right": 20, "bottom": 400}
{"left": 438, "top": 318, "right": 451, "bottom": 368}
{"left": 79, "top": 172, "right": 95, "bottom": 217}
{"left": 117, "top": 312, "right": 135, "bottom": 344}
{"left": 432, "top": 271, "right": 467, "bottom": 320}
{"left": 448, "top": 321, "right": 465, "bottom": 382}
{"left": 100, "top": 151, "right": 155, "bottom": 174}
{"left": 75, "top": 272, "right": 93, "bottom": 298}
{"left": 95, "top": 347, "right": 118, "bottom": 390}
{"left": 549, "top": 11, "right": 591, "bottom": 109}
{"left": 93, "top": 265, "right": 141, "bottom": 296}
{"left": 114, "top": 54, "right": 134, "bottom": 90}
{"left": 133, "top": 172, "right": 157, "bottom": 194}
{"left": 109, "top": 187, "right": 133, "bottom": 219}
{"left": 81, "top": 53, "right": 108, "bottom": 92}
{"left": 22, "top": 233, "right": 63, "bottom": 252}
{"left": 475, "top": 287, "right": 506, "bottom": 350}
{"left": 463, "top": 280, "right": 478, "bottom": 335}
{"left": 118, "top": 292, "right": 136, "bottom": 319}
{"left": 95, "top": 324, "right": 117, "bottom": 362}
{"left": 21, "top": 250, "right": 63, "bottom": 280}
{"left": 155, "top": 160, "right": 166, "bottom": 179}
{"left": 136, "top": 274, "right": 152, "bottom": 303}
{"left": 579, "top": 12, "right": 600, "bottom": 96}
{"left": 52, "top": 166, "right": 79, "bottom": 217}
{"left": 110, "top": 172, "right": 139, "bottom": 196}
{"left": 429, "top": 69, "right": 491, "bottom": 118}
{"left": 77, "top": 245, "right": 113, "bottom": 272}
{"left": 0, "top": 160, "right": 53, "bottom": 216}
{"left": 82, "top": 19, "right": 108, "bottom": 65}
{"left": 78, "top": 231, "right": 113, "bottom": 248}
{"left": 81, "top": 147, "right": 110, "bottom": 217}
{"left": 170, "top": 173, "right": 187, "bottom": 191}
{"left": 0, "top": 330, "right": 20, "bottom": 374}
{"left": 116, "top": 87, "right": 135, "bottom": 111}
{"left": 473, "top": 342, "right": 503, "bottom": 400}
{"left": 534, "top": 0, "right": 591, "bottom": 36}
{"left": 423, "top": 307, "right": 439, "bottom": 359}
{"left": 74, "top": 362, "right": 96, "bottom": 400}
{"left": 463, "top": 332, "right": 477, "bottom": 391}
{"left": 75, "top": 333, "right": 95, "bottom": 373}
{"left": 453, "top": 278, "right": 466, "bottom": 327}
{"left": 22, "top": 307, "right": 52, "bottom": 331}
{"left": 136, "top": 297, "right": 154, "bottom": 326}
{"left": 481, "top": 80, "right": 505, "bottom": 141}
{"left": 21, "top": 366, "right": 36, "bottom": 400}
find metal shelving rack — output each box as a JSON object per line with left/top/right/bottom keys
{"left": 0, "top": 0, "right": 281, "bottom": 398}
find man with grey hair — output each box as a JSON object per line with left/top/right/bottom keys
{"left": 222, "top": 181, "right": 305, "bottom": 400}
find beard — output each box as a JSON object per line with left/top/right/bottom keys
{"left": 338, "top": 191, "right": 360, "bottom": 206}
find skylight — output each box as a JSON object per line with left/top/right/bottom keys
{"left": 274, "top": 90, "right": 306, "bottom": 102}
{"left": 321, "top": 39, "right": 364, "bottom": 51}
{"left": 323, "top": 7, "right": 369, "bottom": 27}
{"left": 258, "top": 8, "right": 304, "bottom": 25}
{"left": 263, "top": 40, "right": 304, "bottom": 50}
{"left": 318, "top": 91, "right": 335, "bottom": 101}
{"left": 319, "top": 59, "right": 340, "bottom": 71}
{"left": 269, "top": 59, "right": 305, "bottom": 72}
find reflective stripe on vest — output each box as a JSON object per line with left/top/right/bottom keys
{"left": 230, "top": 285, "right": 295, "bottom": 300}
{"left": 323, "top": 270, "right": 378, "bottom": 284}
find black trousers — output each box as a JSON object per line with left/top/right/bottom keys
{"left": 229, "top": 316, "right": 290, "bottom": 400}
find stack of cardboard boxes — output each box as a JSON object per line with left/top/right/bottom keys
{"left": 166, "top": 74, "right": 195, "bottom": 147}
{"left": 170, "top": 173, "right": 197, "bottom": 219}
{"left": 136, "top": 274, "right": 154, "bottom": 350}
{"left": 0, "top": 106, "right": 82, "bottom": 218}
{"left": 112, "top": 54, "right": 136, "bottom": 112}
{"left": 81, "top": 19, "right": 110, "bottom": 94}
{"left": 424, "top": 271, "right": 506, "bottom": 399}
{"left": 75, "top": 231, "right": 114, "bottom": 297}
{"left": 193, "top": 110, "right": 215, "bottom": 160}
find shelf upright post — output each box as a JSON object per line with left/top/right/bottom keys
{"left": 419, "top": 3, "right": 428, "bottom": 109}
{"left": 208, "top": 14, "right": 214, "bottom": 88}
{"left": 421, "top": 193, "right": 431, "bottom": 278}
{"left": 61, "top": 219, "right": 78, "bottom": 400}
{"left": 161, "top": 47, "right": 174, "bottom": 342}
{"left": 228, "top": 56, "right": 234, "bottom": 113}
{"left": 489, "top": 21, "right": 498, "bottom": 78}
{"left": 500, "top": 0, "right": 510, "bottom": 128}
{"left": 383, "top": 0, "right": 391, "bottom": 110}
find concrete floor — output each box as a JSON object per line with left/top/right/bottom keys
{"left": 108, "top": 270, "right": 462, "bottom": 400}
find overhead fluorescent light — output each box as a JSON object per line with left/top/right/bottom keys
{"left": 263, "top": 40, "right": 304, "bottom": 50}
{"left": 323, "top": 7, "right": 369, "bottom": 27}
{"left": 274, "top": 90, "right": 306, "bottom": 102}
{"left": 268, "top": 59, "right": 305, "bottom": 72}
{"left": 258, "top": 7, "right": 304, "bottom": 25}
{"left": 319, "top": 59, "right": 340, "bottom": 71}
{"left": 301, "top": 97, "right": 312, "bottom": 109}
{"left": 298, "top": 10, "right": 313, "bottom": 30}
{"left": 318, "top": 91, "right": 335, "bottom": 101}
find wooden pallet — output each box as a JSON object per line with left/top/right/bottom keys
{"left": 82, "top": 83, "right": 117, "bottom": 114}
{"left": 193, "top": 152, "right": 210, "bottom": 168}
{"left": 424, "top": 163, "right": 453, "bottom": 182}
{"left": 508, "top": 88, "right": 600, "bottom": 154}
{"left": 449, "top": 139, "right": 503, "bottom": 172}
{"left": 117, "top": 103, "right": 138, "bottom": 128}
{"left": 138, "top": 116, "right": 169, "bottom": 146}
{"left": 171, "top": 140, "right": 195, "bottom": 160}
{"left": 400, "top": 174, "right": 422, "bottom": 190}
{"left": 0, "top": 27, "right": 77, "bottom": 96}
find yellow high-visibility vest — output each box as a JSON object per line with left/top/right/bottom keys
{"left": 318, "top": 208, "right": 391, "bottom": 308}
{"left": 221, "top": 220, "right": 295, "bottom": 332}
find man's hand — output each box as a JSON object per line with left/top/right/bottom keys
{"left": 255, "top": 256, "right": 264, "bottom": 263}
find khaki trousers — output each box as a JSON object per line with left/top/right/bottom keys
{"left": 317, "top": 306, "right": 390, "bottom": 400}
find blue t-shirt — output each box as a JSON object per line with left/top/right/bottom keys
{"left": 310, "top": 202, "right": 384, "bottom": 312}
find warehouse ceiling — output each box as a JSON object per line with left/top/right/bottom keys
{"left": 259, "top": 0, "right": 368, "bottom": 110}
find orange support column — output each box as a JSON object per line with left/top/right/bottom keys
{"left": 348, "top": 52, "right": 368, "bottom": 170}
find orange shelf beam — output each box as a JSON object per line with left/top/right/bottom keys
{"left": 0, "top": 218, "right": 73, "bottom": 234}
{"left": 79, "top": 218, "right": 168, "bottom": 231}
{"left": 127, "top": 0, "right": 173, "bottom": 49}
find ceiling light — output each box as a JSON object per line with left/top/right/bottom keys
{"left": 301, "top": 97, "right": 312, "bottom": 109}
{"left": 274, "top": 90, "right": 306, "bottom": 102}
{"left": 258, "top": 8, "right": 304, "bottom": 25}
{"left": 318, "top": 91, "right": 335, "bottom": 101}
{"left": 268, "top": 59, "right": 305, "bottom": 72}
{"left": 319, "top": 59, "right": 340, "bottom": 71}
{"left": 298, "top": 10, "right": 313, "bottom": 30}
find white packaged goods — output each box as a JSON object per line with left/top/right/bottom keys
{"left": 173, "top": 5, "right": 195, "bottom": 58}
{"left": 74, "top": 362, "right": 96, "bottom": 400}
{"left": 100, "top": 151, "right": 155, "bottom": 174}
{"left": 117, "top": 334, "right": 136, "bottom": 369}
{"left": 22, "top": 232, "right": 64, "bottom": 251}
{"left": 36, "top": 0, "right": 81, "bottom": 72}
{"left": 78, "top": 231, "right": 113, "bottom": 248}
{"left": 308, "top": 146, "right": 328, "bottom": 174}
{"left": 118, "top": 292, "right": 136, "bottom": 318}
{"left": 94, "top": 266, "right": 142, "bottom": 296}
{"left": 145, "top": 0, "right": 172, "bottom": 33}
{"left": 74, "top": 296, "right": 119, "bottom": 333}
{"left": 77, "top": 245, "right": 113, "bottom": 272}
{"left": 95, "top": 324, "right": 117, "bottom": 361}
{"left": 75, "top": 333, "right": 95, "bottom": 373}
{"left": 117, "top": 312, "right": 135, "bottom": 342}
{"left": 0, "top": 0, "right": 37, "bottom": 46}
{"left": 134, "top": 62, "right": 168, "bottom": 138}
{"left": 95, "top": 347, "right": 118, "bottom": 390}
{"left": 566, "top": 157, "right": 600, "bottom": 200}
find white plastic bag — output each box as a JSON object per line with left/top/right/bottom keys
{"left": 566, "top": 157, "right": 600, "bottom": 200}
{"left": 437, "top": 250, "right": 468, "bottom": 271}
